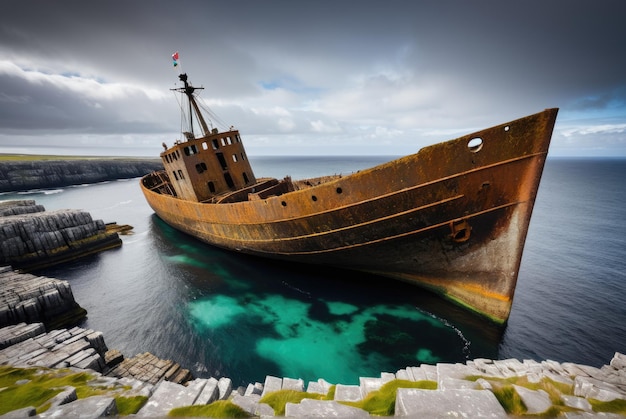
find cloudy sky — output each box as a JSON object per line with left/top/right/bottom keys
{"left": 1, "top": 1, "right": 625, "bottom": 157}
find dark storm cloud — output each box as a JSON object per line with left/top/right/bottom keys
{"left": 0, "top": 0, "right": 625, "bottom": 156}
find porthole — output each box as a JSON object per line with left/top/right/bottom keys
{"left": 336, "top": 187, "right": 343, "bottom": 194}
{"left": 281, "top": 201, "right": 287, "bottom": 207}
{"left": 467, "top": 137, "right": 483, "bottom": 153}
{"left": 504, "top": 125, "right": 510, "bottom": 132}
{"left": 311, "top": 195, "right": 318, "bottom": 201}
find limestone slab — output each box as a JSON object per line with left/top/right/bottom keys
{"left": 513, "top": 385, "right": 552, "bottom": 414}
{"left": 307, "top": 378, "right": 333, "bottom": 395}
{"left": 395, "top": 368, "right": 412, "bottom": 381}
{"left": 395, "top": 388, "right": 507, "bottom": 418}
{"left": 262, "top": 375, "right": 282, "bottom": 397}
{"left": 38, "top": 395, "right": 117, "bottom": 418}
{"left": 194, "top": 377, "right": 219, "bottom": 405}
{"left": 360, "top": 376, "right": 384, "bottom": 396}
{"left": 217, "top": 376, "right": 232, "bottom": 399}
{"left": 561, "top": 394, "right": 592, "bottom": 412}
{"left": 334, "top": 384, "right": 362, "bottom": 402}
{"left": 136, "top": 380, "right": 198, "bottom": 417}
{"left": 231, "top": 393, "right": 269, "bottom": 417}
{"left": 282, "top": 376, "right": 304, "bottom": 392}
{"left": 285, "top": 398, "right": 370, "bottom": 418}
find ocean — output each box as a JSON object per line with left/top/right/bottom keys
{"left": 2, "top": 156, "right": 625, "bottom": 386}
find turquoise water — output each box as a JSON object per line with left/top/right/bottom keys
{"left": 187, "top": 280, "right": 457, "bottom": 383}
{"left": 4, "top": 156, "right": 625, "bottom": 386}
{"left": 149, "top": 210, "right": 479, "bottom": 385}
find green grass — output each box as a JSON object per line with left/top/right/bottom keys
{"left": 0, "top": 365, "right": 37, "bottom": 387}
{"left": 0, "top": 366, "right": 83, "bottom": 415}
{"left": 491, "top": 385, "right": 527, "bottom": 415}
{"left": 342, "top": 379, "right": 438, "bottom": 416}
{"left": 115, "top": 395, "right": 149, "bottom": 415}
{"left": 590, "top": 398, "right": 626, "bottom": 415}
{"left": 259, "top": 389, "right": 329, "bottom": 415}
{"left": 465, "top": 374, "right": 581, "bottom": 416}
{"left": 168, "top": 400, "right": 250, "bottom": 418}
{"left": 0, "top": 365, "right": 140, "bottom": 415}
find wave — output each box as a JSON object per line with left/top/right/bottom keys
{"left": 15, "top": 188, "right": 65, "bottom": 195}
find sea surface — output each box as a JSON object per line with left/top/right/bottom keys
{"left": 2, "top": 156, "right": 625, "bottom": 386}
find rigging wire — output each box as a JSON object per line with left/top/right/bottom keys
{"left": 195, "top": 93, "right": 231, "bottom": 132}
{"left": 171, "top": 88, "right": 233, "bottom": 139}
{"left": 172, "top": 90, "right": 189, "bottom": 139}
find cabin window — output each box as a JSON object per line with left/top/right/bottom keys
{"left": 195, "top": 162, "right": 207, "bottom": 174}
{"left": 226, "top": 136, "right": 232, "bottom": 145}
{"left": 336, "top": 187, "right": 343, "bottom": 194}
{"left": 212, "top": 139, "right": 219, "bottom": 150}
{"left": 172, "top": 171, "right": 178, "bottom": 181}
{"left": 216, "top": 152, "right": 228, "bottom": 170}
{"left": 242, "top": 172, "right": 249, "bottom": 184}
{"left": 224, "top": 172, "right": 235, "bottom": 188}
{"left": 178, "top": 170, "right": 184, "bottom": 179}
{"left": 236, "top": 134, "right": 241, "bottom": 142}
{"left": 221, "top": 138, "right": 226, "bottom": 146}
{"left": 208, "top": 181, "right": 216, "bottom": 193}
{"left": 240, "top": 153, "right": 246, "bottom": 161}
{"left": 184, "top": 145, "right": 198, "bottom": 156}
{"left": 232, "top": 154, "right": 238, "bottom": 162}
{"left": 202, "top": 142, "right": 208, "bottom": 150}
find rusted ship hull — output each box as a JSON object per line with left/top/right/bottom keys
{"left": 141, "top": 108, "right": 558, "bottom": 324}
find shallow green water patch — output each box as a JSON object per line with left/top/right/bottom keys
{"left": 188, "top": 290, "right": 470, "bottom": 384}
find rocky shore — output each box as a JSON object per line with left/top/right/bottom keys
{"left": 0, "top": 200, "right": 124, "bottom": 271}
{"left": 0, "top": 267, "right": 86, "bottom": 330}
{"left": 0, "top": 158, "right": 162, "bottom": 193}
{"left": 1, "top": 268, "right": 625, "bottom": 417}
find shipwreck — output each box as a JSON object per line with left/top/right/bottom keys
{"left": 141, "top": 72, "right": 558, "bottom": 324}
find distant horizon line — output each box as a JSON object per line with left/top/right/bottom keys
{"left": 2, "top": 152, "right": 626, "bottom": 161}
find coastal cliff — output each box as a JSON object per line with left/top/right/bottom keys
{"left": 0, "top": 267, "right": 86, "bottom": 329}
{"left": 0, "top": 158, "right": 163, "bottom": 192}
{"left": 0, "top": 200, "right": 123, "bottom": 271}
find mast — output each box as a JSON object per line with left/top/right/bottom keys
{"left": 161, "top": 72, "right": 258, "bottom": 202}
{"left": 174, "top": 73, "right": 211, "bottom": 138}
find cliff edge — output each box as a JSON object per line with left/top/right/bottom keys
{"left": 0, "top": 200, "right": 123, "bottom": 271}
{"left": 0, "top": 158, "right": 163, "bottom": 192}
